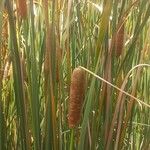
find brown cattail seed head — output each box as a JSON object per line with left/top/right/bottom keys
{"left": 68, "top": 67, "right": 86, "bottom": 128}
{"left": 18, "top": 0, "right": 27, "bottom": 19}
{"left": 115, "top": 23, "right": 125, "bottom": 57}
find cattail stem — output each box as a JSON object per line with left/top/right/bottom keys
{"left": 79, "top": 66, "right": 150, "bottom": 108}
{"left": 69, "top": 129, "right": 74, "bottom": 150}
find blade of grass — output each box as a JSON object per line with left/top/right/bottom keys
{"left": 96, "top": 0, "right": 112, "bottom": 58}
{"left": 28, "top": 0, "right": 41, "bottom": 149}
{"left": 0, "top": 3, "right": 6, "bottom": 149}
{"left": 5, "top": 0, "right": 29, "bottom": 149}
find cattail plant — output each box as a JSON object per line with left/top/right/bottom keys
{"left": 68, "top": 67, "right": 86, "bottom": 128}
{"left": 115, "top": 23, "right": 125, "bottom": 57}
{"left": 17, "top": 0, "right": 27, "bottom": 19}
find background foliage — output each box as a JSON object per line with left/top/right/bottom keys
{"left": 0, "top": 0, "right": 150, "bottom": 149}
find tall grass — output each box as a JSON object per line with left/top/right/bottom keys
{"left": 0, "top": 0, "right": 150, "bottom": 149}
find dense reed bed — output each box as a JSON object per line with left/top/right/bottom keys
{"left": 0, "top": 0, "right": 150, "bottom": 149}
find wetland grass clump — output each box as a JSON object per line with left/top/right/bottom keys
{"left": 68, "top": 67, "right": 86, "bottom": 128}
{"left": 1, "top": 0, "right": 150, "bottom": 149}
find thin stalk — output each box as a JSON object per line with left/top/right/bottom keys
{"left": 79, "top": 65, "right": 150, "bottom": 109}
{"left": 0, "top": 2, "right": 5, "bottom": 149}
{"left": 69, "top": 129, "right": 74, "bottom": 150}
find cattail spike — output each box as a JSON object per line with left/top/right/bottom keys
{"left": 115, "top": 23, "right": 125, "bottom": 57}
{"left": 68, "top": 67, "right": 86, "bottom": 128}
{"left": 18, "top": 0, "right": 27, "bottom": 19}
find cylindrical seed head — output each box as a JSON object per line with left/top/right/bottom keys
{"left": 18, "top": 0, "right": 27, "bottom": 19}
{"left": 68, "top": 67, "right": 86, "bottom": 128}
{"left": 115, "top": 23, "right": 125, "bottom": 57}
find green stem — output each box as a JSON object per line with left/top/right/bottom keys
{"left": 70, "top": 129, "right": 74, "bottom": 150}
